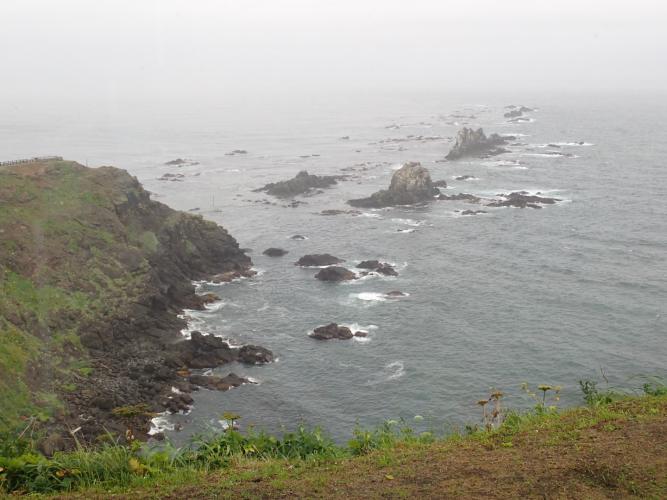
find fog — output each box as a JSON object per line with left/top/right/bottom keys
{"left": 1, "top": 0, "right": 666, "bottom": 105}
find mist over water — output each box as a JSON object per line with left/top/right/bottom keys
{"left": 2, "top": 91, "right": 665, "bottom": 442}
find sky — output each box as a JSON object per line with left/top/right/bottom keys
{"left": 1, "top": 0, "right": 666, "bottom": 104}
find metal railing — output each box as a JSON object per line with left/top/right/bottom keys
{"left": 0, "top": 156, "right": 63, "bottom": 167}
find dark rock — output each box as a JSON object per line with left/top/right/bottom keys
{"left": 348, "top": 162, "right": 439, "bottom": 208}
{"left": 296, "top": 254, "right": 345, "bottom": 267}
{"left": 200, "top": 293, "right": 221, "bottom": 304}
{"left": 432, "top": 179, "right": 448, "bottom": 188}
{"left": 165, "top": 158, "right": 187, "bottom": 166}
{"left": 310, "top": 323, "right": 354, "bottom": 340}
{"left": 291, "top": 234, "right": 307, "bottom": 240}
{"left": 445, "top": 128, "right": 514, "bottom": 160}
{"left": 357, "top": 260, "right": 381, "bottom": 269}
{"left": 357, "top": 260, "right": 398, "bottom": 276}
{"left": 460, "top": 210, "right": 487, "bottom": 216}
{"left": 189, "top": 373, "right": 249, "bottom": 391}
{"left": 255, "top": 170, "right": 342, "bottom": 198}
{"left": 385, "top": 290, "right": 408, "bottom": 298}
{"left": 237, "top": 345, "right": 274, "bottom": 364}
{"left": 225, "top": 149, "right": 248, "bottom": 156}
{"left": 320, "top": 209, "right": 362, "bottom": 216}
{"left": 353, "top": 331, "right": 368, "bottom": 338}
{"left": 487, "top": 192, "right": 560, "bottom": 209}
{"left": 455, "top": 175, "right": 476, "bottom": 181}
{"left": 437, "top": 193, "right": 481, "bottom": 203}
{"left": 315, "top": 266, "right": 356, "bottom": 282}
{"left": 263, "top": 248, "right": 288, "bottom": 257}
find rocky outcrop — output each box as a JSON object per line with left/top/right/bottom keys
{"left": 488, "top": 192, "right": 560, "bottom": 209}
{"left": 310, "top": 323, "right": 367, "bottom": 340}
{"left": 348, "top": 162, "right": 440, "bottom": 208}
{"left": 295, "top": 254, "right": 345, "bottom": 267}
{"left": 254, "top": 170, "right": 342, "bottom": 198}
{"left": 315, "top": 266, "right": 356, "bottom": 282}
{"left": 169, "top": 331, "right": 273, "bottom": 369}
{"left": 445, "top": 128, "right": 514, "bottom": 160}
{"left": 263, "top": 248, "right": 288, "bottom": 257}
{"left": 188, "top": 373, "right": 250, "bottom": 391}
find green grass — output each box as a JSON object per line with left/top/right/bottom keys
{"left": 2, "top": 388, "right": 665, "bottom": 496}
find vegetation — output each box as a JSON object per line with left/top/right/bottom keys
{"left": 0, "top": 380, "right": 665, "bottom": 496}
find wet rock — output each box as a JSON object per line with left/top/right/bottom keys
{"left": 357, "top": 260, "right": 398, "bottom": 276}
{"left": 237, "top": 345, "right": 274, "bottom": 364}
{"left": 291, "top": 234, "right": 307, "bottom": 240}
{"left": 487, "top": 192, "right": 560, "bottom": 209}
{"left": 210, "top": 269, "right": 256, "bottom": 283}
{"left": 189, "top": 373, "right": 249, "bottom": 391}
{"left": 263, "top": 248, "right": 288, "bottom": 257}
{"left": 295, "top": 254, "right": 345, "bottom": 267}
{"left": 455, "top": 175, "right": 476, "bottom": 181}
{"left": 225, "top": 149, "right": 248, "bottom": 156}
{"left": 348, "top": 162, "right": 440, "bottom": 208}
{"left": 310, "top": 323, "right": 354, "bottom": 340}
{"left": 353, "top": 331, "right": 368, "bottom": 338}
{"left": 320, "top": 209, "right": 362, "bottom": 216}
{"left": 385, "top": 290, "right": 408, "bottom": 298}
{"left": 254, "top": 170, "right": 342, "bottom": 198}
{"left": 437, "top": 193, "right": 481, "bottom": 203}
{"left": 460, "top": 210, "right": 487, "bottom": 216}
{"left": 432, "top": 179, "right": 448, "bottom": 188}
{"left": 165, "top": 158, "right": 188, "bottom": 166}
{"left": 315, "top": 266, "right": 356, "bottom": 282}
{"left": 445, "top": 128, "right": 514, "bottom": 160}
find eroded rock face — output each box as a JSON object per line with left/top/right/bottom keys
{"left": 348, "top": 162, "right": 440, "bottom": 208}
{"left": 254, "top": 170, "right": 342, "bottom": 198}
{"left": 295, "top": 254, "right": 345, "bottom": 267}
{"left": 445, "top": 128, "right": 514, "bottom": 160}
{"left": 315, "top": 266, "right": 356, "bottom": 282}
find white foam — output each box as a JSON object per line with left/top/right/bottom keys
{"left": 385, "top": 361, "right": 406, "bottom": 381}
{"left": 390, "top": 218, "right": 424, "bottom": 227}
{"left": 361, "top": 212, "right": 383, "bottom": 219}
{"left": 552, "top": 141, "right": 593, "bottom": 146}
{"left": 352, "top": 292, "right": 387, "bottom": 302}
{"left": 482, "top": 159, "right": 522, "bottom": 168}
{"left": 149, "top": 413, "right": 175, "bottom": 435}
{"left": 396, "top": 228, "right": 417, "bottom": 233}
{"left": 203, "top": 301, "right": 226, "bottom": 312}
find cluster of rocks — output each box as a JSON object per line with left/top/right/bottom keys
{"left": 254, "top": 170, "right": 344, "bottom": 198}
{"left": 504, "top": 105, "right": 533, "bottom": 120}
{"left": 445, "top": 128, "right": 514, "bottom": 160}
{"left": 292, "top": 254, "right": 399, "bottom": 282}
{"left": 225, "top": 149, "right": 248, "bottom": 156}
{"left": 158, "top": 173, "right": 185, "bottom": 182}
{"left": 348, "top": 162, "right": 440, "bottom": 208}
{"left": 164, "top": 158, "right": 199, "bottom": 166}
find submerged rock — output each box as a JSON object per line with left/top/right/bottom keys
{"left": 445, "top": 128, "right": 514, "bottom": 160}
{"left": 315, "top": 266, "right": 356, "bottom": 282}
{"left": 263, "top": 248, "right": 288, "bottom": 257}
{"left": 255, "top": 170, "right": 342, "bottom": 198}
{"left": 295, "top": 254, "right": 345, "bottom": 267}
{"left": 437, "top": 193, "right": 481, "bottom": 203}
{"left": 348, "top": 162, "right": 440, "bottom": 208}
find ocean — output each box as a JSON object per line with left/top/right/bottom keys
{"left": 1, "top": 91, "right": 665, "bottom": 442}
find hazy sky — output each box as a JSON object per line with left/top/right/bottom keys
{"left": 1, "top": 0, "right": 666, "bottom": 103}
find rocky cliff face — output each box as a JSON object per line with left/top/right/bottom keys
{"left": 0, "top": 159, "right": 264, "bottom": 450}
{"left": 445, "top": 128, "right": 513, "bottom": 160}
{"left": 347, "top": 162, "right": 440, "bottom": 208}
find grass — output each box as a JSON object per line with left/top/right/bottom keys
{"left": 1, "top": 386, "right": 665, "bottom": 497}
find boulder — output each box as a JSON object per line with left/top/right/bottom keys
{"left": 237, "top": 345, "right": 274, "bottom": 364}
{"left": 348, "top": 162, "right": 440, "bottom": 208}
{"left": 263, "top": 248, "right": 288, "bottom": 257}
{"left": 357, "top": 260, "right": 398, "bottom": 276}
{"left": 315, "top": 266, "right": 356, "bottom": 282}
{"left": 310, "top": 323, "right": 354, "bottom": 340}
{"left": 432, "top": 179, "right": 448, "bottom": 188}
{"left": 445, "top": 128, "right": 514, "bottom": 160}
{"left": 291, "top": 234, "right": 307, "bottom": 240}
{"left": 295, "top": 254, "right": 345, "bottom": 267}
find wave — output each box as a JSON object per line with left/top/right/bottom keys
{"left": 351, "top": 292, "right": 387, "bottom": 303}
{"left": 149, "top": 412, "right": 176, "bottom": 435}
{"left": 366, "top": 361, "right": 406, "bottom": 385}
{"left": 391, "top": 218, "right": 424, "bottom": 227}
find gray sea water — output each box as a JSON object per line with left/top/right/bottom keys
{"left": 2, "top": 91, "right": 666, "bottom": 442}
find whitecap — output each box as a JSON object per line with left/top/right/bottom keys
{"left": 361, "top": 212, "right": 383, "bottom": 219}
{"left": 351, "top": 292, "right": 387, "bottom": 302}
{"left": 390, "top": 218, "right": 424, "bottom": 227}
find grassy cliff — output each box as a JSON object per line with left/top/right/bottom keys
{"left": 0, "top": 159, "right": 252, "bottom": 446}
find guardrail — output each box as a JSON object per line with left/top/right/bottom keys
{"left": 0, "top": 156, "right": 63, "bottom": 167}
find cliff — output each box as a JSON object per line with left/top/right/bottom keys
{"left": 0, "top": 159, "right": 259, "bottom": 450}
